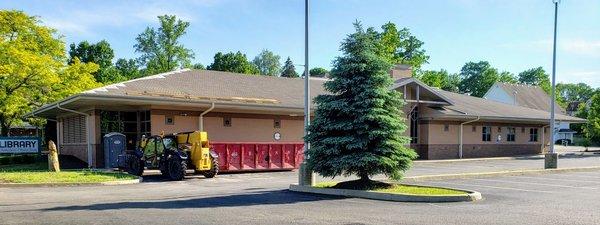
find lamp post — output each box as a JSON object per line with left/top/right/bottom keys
{"left": 545, "top": 0, "right": 560, "bottom": 169}
{"left": 299, "top": 0, "right": 315, "bottom": 186}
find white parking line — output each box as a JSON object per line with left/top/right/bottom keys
{"left": 513, "top": 175, "right": 600, "bottom": 185}
{"left": 472, "top": 178, "right": 598, "bottom": 190}
{"left": 426, "top": 181, "right": 556, "bottom": 194}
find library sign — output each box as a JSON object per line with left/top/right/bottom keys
{"left": 0, "top": 137, "right": 41, "bottom": 154}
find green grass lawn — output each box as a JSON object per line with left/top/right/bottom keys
{"left": 0, "top": 162, "right": 138, "bottom": 184}
{"left": 315, "top": 181, "right": 468, "bottom": 196}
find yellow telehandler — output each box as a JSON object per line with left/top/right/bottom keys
{"left": 123, "top": 131, "right": 219, "bottom": 180}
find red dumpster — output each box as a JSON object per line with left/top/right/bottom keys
{"left": 211, "top": 142, "right": 304, "bottom": 172}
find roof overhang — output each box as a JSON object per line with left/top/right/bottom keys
{"left": 423, "top": 114, "right": 586, "bottom": 124}
{"left": 26, "top": 94, "right": 307, "bottom": 119}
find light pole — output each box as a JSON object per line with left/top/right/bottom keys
{"left": 299, "top": 0, "right": 315, "bottom": 186}
{"left": 545, "top": 0, "right": 560, "bottom": 169}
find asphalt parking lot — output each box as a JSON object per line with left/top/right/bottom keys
{"left": 2, "top": 168, "right": 600, "bottom": 225}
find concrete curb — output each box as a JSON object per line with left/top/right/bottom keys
{"left": 402, "top": 166, "right": 600, "bottom": 182}
{"left": 289, "top": 184, "right": 482, "bottom": 202}
{"left": 0, "top": 177, "right": 142, "bottom": 188}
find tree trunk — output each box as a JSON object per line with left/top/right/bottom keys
{"left": 359, "top": 172, "right": 370, "bottom": 182}
{"left": 0, "top": 120, "right": 9, "bottom": 137}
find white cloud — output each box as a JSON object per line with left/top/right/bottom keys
{"left": 558, "top": 70, "right": 600, "bottom": 87}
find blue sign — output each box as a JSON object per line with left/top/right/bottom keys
{"left": 0, "top": 137, "right": 41, "bottom": 154}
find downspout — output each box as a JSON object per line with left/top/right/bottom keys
{"left": 459, "top": 116, "right": 480, "bottom": 159}
{"left": 57, "top": 103, "right": 93, "bottom": 168}
{"left": 199, "top": 102, "right": 215, "bottom": 132}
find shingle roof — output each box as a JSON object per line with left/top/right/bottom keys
{"left": 493, "top": 82, "right": 565, "bottom": 114}
{"left": 427, "top": 89, "right": 584, "bottom": 122}
{"left": 82, "top": 69, "right": 327, "bottom": 108}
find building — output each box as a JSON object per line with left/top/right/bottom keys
{"left": 28, "top": 68, "right": 585, "bottom": 167}
{"left": 483, "top": 82, "right": 576, "bottom": 144}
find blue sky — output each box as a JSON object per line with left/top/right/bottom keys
{"left": 3, "top": 0, "right": 600, "bottom": 87}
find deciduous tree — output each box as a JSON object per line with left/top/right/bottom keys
{"left": 0, "top": 10, "right": 99, "bottom": 135}
{"left": 457, "top": 61, "right": 499, "bottom": 97}
{"left": 309, "top": 67, "right": 329, "bottom": 77}
{"left": 252, "top": 49, "right": 281, "bottom": 76}
{"left": 68, "top": 40, "right": 114, "bottom": 82}
{"left": 518, "top": 67, "right": 551, "bottom": 93}
{"left": 374, "top": 22, "right": 429, "bottom": 73}
{"left": 135, "top": 15, "right": 194, "bottom": 75}
{"left": 207, "top": 51, "right": 259, "bottom": 74}
{"left": 305, "top": 22, "right": 416, "bottom": 182}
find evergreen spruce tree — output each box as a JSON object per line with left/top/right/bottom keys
{"left": 305, "top": 22, "right": 417, "bottom": 184}
{"left": 281, "top": 57, "right": 299, "bottom": 78}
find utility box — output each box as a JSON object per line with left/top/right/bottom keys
{"left": 103, "top": 132, "right": 126, "bottom": 168}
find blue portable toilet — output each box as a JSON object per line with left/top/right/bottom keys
{"left": 103, "top": 132, "right": 126, "bottom": 168}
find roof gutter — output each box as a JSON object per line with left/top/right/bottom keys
{"left": 459, "top": 116, "right": 480, "bottom": 159}
{"left": 199, "top": 102, "right": 215, "bottom": 131}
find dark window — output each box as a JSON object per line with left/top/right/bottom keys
{"left": 409, "top": 107, "right": 418, "bottom": 144}
{"left": 274, "top": 118, "right": 281, "bottom": 128}
{"left": 522, "top": 127, "right": 526, "bottom": 133}
{"left": 482, "top": 126, "right": 491, "bottom": 142}
{"left": 507, "top": 127, "right": 516, "bottom": 142}
{"left": 472, "top": 125, "right": 476, "bottom": 132}
{"left": 529, "top": 128, "right": 539, "bottom": 142}
{"left": 444, "top": 124, "right": 449, "bottom": 132}
{"left": 497, "top": 127, "right": 502, "bottom": 133}
{"left": 165, "top": 116, "right": 174, "bottom": 125}
{"left": 223, "top": 117, "right": 232, "bottom": 127}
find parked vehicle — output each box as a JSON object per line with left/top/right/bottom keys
{"left": 123, "top": 131, "right": 219, "bottom": 180}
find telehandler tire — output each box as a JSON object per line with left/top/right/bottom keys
{"left": 127, "top": 156, "right": 144, "bottom": 176}
{"left": 202, "top": 156, "right": 219, "bottom": 178}
{"left": 167, "top": 157, "right": 187, "bottom": 181}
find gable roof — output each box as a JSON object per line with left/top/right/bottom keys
{"left": 487, "top": 82, "right": 565, "bottom": 114}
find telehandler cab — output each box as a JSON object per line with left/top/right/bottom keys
{"left": 124, "top": 131, "right": 219, "bottom": 180}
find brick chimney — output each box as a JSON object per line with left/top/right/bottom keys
{"left": 389, "top": 64, "right": 412, "bottom": 80}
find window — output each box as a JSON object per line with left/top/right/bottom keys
{"left": 497, "top": 127, "right": 502, "bottom": 133}
{"left": 507, "top": 127, "right": 516, "bottom": 142}
{"left": 274, "top": 118, "right": 281, "bottom": 128}
{"left": 444, "top": 124, "right": 449, "bottom": 132}
{"left": 521, "top": 127, "right": 526, "bottom": 133}
{"left": 63, "top": 115, "right": 86, "bottom": 144}
{"left": 529, "top": 128, "right": 539, "bottom": 142}
{"left": 472, "top": 125, "right": 476, "bottom": 132}
{"left": 223, "top": 116, "right": 232, "bottom": 127}
{"left": 165, "top": 116, "right": 174, "bottom": 125}
{"left": 482, "top": 126, "right": 491, "bottom": 142}
{"left": 409, "top": 107, "right": 418, "bottom": 144}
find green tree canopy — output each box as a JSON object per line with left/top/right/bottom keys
{"left": 191, "top": 63, "right": 205, "bottom": 70}
{"left": 115, "top": 58, "right": 140, "bottom": 79}
{"left": 0, "top": 10, "right": 99, "bottom": 135}
{"left": 556, "top": 82, "right": 594, "bottom": 103}
{"left": 309, "top": 67, "right": 329, "bottom": 77}
{"left": 457, "top": 61, "right": 500, "bottom": 97}
{"left": 518, "top": 67, "right": 551, "bottom": 93}
{"left": 68, "top": 40, "right": 114, "bottom": 81}
{"left": 584, "top": 93, "right": 600, "bottom": 143}
{"left": 134, "top": 15, "right": 194, "bottom": 76}
{"left": 417, "top": 69, "right": 462, "bottom": 92}
{"left": 305, "top": 22, "right": 416, "bottom": 181}
{"left": 252, "top": 49, "right": 281, "bottom": 76}
{"left": 374, "top": 22, "right": 429, "bottom": 72}
{"left": 280, "top": 57, "right": 299, "bottom": 78}
{"left": 207, "top": 51, "right": 259, "bottom": 74}
{"left": 498, "top": 71, "right": 517, "bottom": 84}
